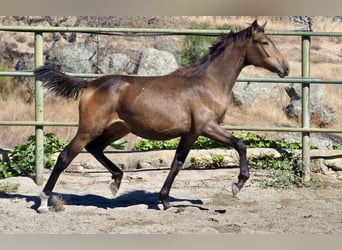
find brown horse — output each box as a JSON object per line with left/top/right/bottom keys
{"left": 34, "top": 20, "right": 289, "bottom": 213}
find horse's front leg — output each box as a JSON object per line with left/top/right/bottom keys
{"left": 202, "top": 121, "right": 249, "bottom": 196}
{"left": 158, "top": 135, "right": 197, "bottom": 210}
{"left": 158, "top": 158, "right": 183, "bottom": 210}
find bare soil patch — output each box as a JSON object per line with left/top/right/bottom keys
{"left": 1, "top": 166, "right": 342, "bottom": 234}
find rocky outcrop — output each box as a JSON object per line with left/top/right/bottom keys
{"left": 284, "top": 83, "right": 336, "bottom": 127}
{"left": 46, "top": 42, "right": 97, "bottom": 73}
{"left": 137, "top": 48, "right": 179, "bottom": 76}
{"left": 232, "top": 81, "right": 281, "bottom": 106}
{"left": 97, "top": 53, "right": 133, "bottom": 74}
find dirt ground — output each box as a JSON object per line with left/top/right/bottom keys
{"left": 1, "top": 166, "right": 342, "bottom": 234}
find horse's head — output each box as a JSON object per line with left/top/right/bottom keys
{"left": 245, "top": 20, "right": 289, "bottom": 78}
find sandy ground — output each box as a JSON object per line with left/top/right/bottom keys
{"left": 1, "top": 166, "right": 342, "bottom": 234}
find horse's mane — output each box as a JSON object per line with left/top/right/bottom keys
{"left": 172, "top": 24, "right": 261, "bottom": 78}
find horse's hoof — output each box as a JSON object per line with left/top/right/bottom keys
{"left": 162, "top": 201, "right": 171, "bottom": 210}
{"left": 231, "top": 183, "right": 240, "bottom": 197}
{"left": 158, "top": 199, "right": 171, "bottom": 210}
{"left": 37, "top": 206, "right": 49, "bottom": 214}
{"left": 110, "top": 183, "right": 119, "bottom": 197}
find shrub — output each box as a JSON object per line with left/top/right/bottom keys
{"left": 0, "top": 133, "right": 68, "bottom": 179}
{"left": 248, "top": 151, "right": 304, "bottom": 189}
{"left": 180, "top": 24, "right": 231, "bottom": 66}
{"left": 133, "top": 133, "right": 317, "bottom": 151}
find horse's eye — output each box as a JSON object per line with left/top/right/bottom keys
{"left": 262, "top": 41, "right": 269, "bottom": 45}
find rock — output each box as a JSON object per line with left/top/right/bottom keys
{"left": 137, "top": 48, "right": 178, "bottom": 76}
{"left": 284, "top": 100, "right": 302, "bottom": 120}
{"left": 154, "top": 36, "right": 182, "bottom": 63}
{"left": 310, "top": 135, "right": 335, "bottom": 150}
{"left": 247, "top": 148, "right": 282, "bottom": 158}
{"left": 97, "top": 53, "right": 132, "bottom": 74}
{"left": 336, "top": 172, "right": 342, "bottom": 181}
{"left": 46, "top": 42, "right": 97, "bottom": 73}
{"left": 137, "top": 160, "right": 153, "bottom": 169}
{"left": 232, "top": 82, "right": 280, "bottom": 106}
{"left": 285, "top": 83, "right": 325, "bottom": 104}
{"left": 311, "top": 158, "right": 329, "bottom": 174}
{"left": 325, "top": 158, "right": 342, "bottom": 171}
{"left": 284, "top": 83, "right": 336, "bottom": 126}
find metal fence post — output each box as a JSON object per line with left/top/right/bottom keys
{"left": 34, "top": 32, "right": 44, "bottom": 185}
{"left": 302, "top": 35, "right": 311, "bottom": 182}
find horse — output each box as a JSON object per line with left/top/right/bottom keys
{"left": 34, "top": 20, "right": 289, "bottom": 213}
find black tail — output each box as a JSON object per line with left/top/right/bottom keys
{"left": 34, "top": 64, "right": 89, "bottom": 99}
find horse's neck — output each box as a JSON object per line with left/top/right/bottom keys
{"left": 205, "top": 43, "right": 247, "bottom": 94}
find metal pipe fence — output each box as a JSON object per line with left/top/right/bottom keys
{"left": 0, "top": 25, "right": 341, "bottom": 185}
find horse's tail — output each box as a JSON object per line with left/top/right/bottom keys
{"left": 34, "top": 64, "right": 89, "bottom": 99}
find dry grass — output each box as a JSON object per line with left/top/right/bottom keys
{"left": 50, "top": 195, "right": 65, "bottom": 212}
{"left": 0, "top": 96, "right": 78, "bottom": 148}
{"left": 0, "top": 16, "right": 341, "bottom": 149}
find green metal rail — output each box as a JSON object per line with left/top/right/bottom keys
{"left": 1, "top": 25, "right": 342, "bottom": 37}
{"left": 0, "top": 25, "right": 341, "bottom": 185}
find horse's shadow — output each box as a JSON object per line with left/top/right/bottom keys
{"left": 0, "top": 190, "right": 207, "bottom": 211}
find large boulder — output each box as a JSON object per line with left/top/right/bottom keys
{"left": 96, "top": 53, "right": 133, "bottom": 74}
{"left": 137, "top": 48, "right": 179, "bottom": 76}
{"left": 45, "top": 42, "right": 97, "bottom": 73}
{"left": 284, "top": 83, "right": 336, "bottom": 126}
{"left": 232, "top": 81, "right": 281, "bottom": 106}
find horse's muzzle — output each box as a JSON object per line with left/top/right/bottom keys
{"left": 277, "top": 62, "right": 290, "bottom": 78}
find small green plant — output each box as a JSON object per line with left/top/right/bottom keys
{"left": 0, "top": 133, "right": 68, "bottom": 179}
{"left": 307, "top": 175, "right": 323, "bottom": 189}
{"left": 190, "top": 154, "right": 226, "bottom": 169}
{"left": 235, "top": 132, "right": 308, "bottom": 149}
{"left": 192, "top": 136, "right": 226, "bottom": 149}
{"left": 43, "top": 133, "right": 69, "bottom": 168}
{"left": 260, "top": 168, "right": 302, "bottom": 189}
{"left": 0, "top": 183, "right": 20, "bottom": 194}
{"left": 109, "top": 138, "right": 128, "bottom": 150}
{"left": 248, "top": 149, "right": 305, "bottom": 189}
{"left": 133, "top": 138, "right": 180, "bottom": 151}
{"left": 211, "top": 154, "right": 225, "bottom": 168}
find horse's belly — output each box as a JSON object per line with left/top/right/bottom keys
{"left": 121, "top": 112, "right": 190, "bottom": 140}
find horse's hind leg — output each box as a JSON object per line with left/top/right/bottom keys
{"left": 85, "top": 122, "right": 129, "bottom": 196}
{"left": 37, "top": 134, "right": 92, "bottom": 213}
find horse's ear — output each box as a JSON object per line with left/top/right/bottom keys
{"left": 251, "top": 19, "right": 259, "bottom": 29}
{"left": 262, "top": 21, "right": 267, "bottom": 28}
